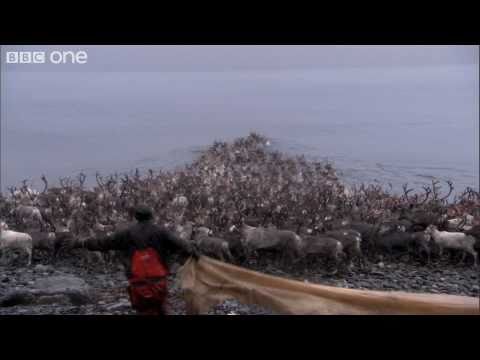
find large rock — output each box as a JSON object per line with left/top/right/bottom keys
{"left": 105, "top": 299, "right": 131, "bottom": 312}
{"left": 33, "top": 275, "right": 90, "bottom": 293}
{"left": 33, "top": 264, "right": 53, "bottom": 273}
{"left": 0, "top": 275, "right": 93, "bottom": 307}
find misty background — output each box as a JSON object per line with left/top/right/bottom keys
{"left": 1, "top": 46, "right": 478, "bottom": 196}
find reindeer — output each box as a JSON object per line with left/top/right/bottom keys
{"left": 425, "top": 225, "right": 477, "bottom": 266}
{"left": 0, "top": 221, "right": 33, "bottom": 266}
{"left": 192, "top": 227, "right": 234, "bottom": 262}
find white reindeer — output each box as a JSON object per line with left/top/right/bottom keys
{"left": 425, "top": 225, "right": 477, "bottom": 267}
{"left": 93, "top": 222, "right": 114, "bottom": 233}
{"left": 172, "top": 195, "right": 188, "bottom": 207}
{"left": 54, "top": 218, "right": 71, "bottom": 233}
{"left": 234, "top": 223, "right": 302, "bottom": 261}
{"left": 1, "top": 221, "right": 9, "bottom": 230}
{"left": 446, "top": 214, "right": 475, "bottom": 231}
{"left": 13, "top": 205, "right": 44, "bottom": 228}
{"left": 175, "top": 221, "right": 194, "bottom": 242}
{"left": 0, "top": 222, "right": 33, "bottom": 266}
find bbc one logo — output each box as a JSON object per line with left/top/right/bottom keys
{"left": 6, "top": 50, "right": 88, "bottom": 64}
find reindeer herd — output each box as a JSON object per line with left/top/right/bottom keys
{"left": 1, "top": 133, "right": 479, "bottom": 271}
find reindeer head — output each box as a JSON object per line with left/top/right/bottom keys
{"left": 229, "top": 224, "right": 239, "bottom": 233}
{"left": 424, "top": 224, "right": 437, "bottom": 235}
{"left": 196, "top": 226, "right": 212, "bottom": 237}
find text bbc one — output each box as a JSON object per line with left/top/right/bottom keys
{"left": 6, "top": 51, "right": 88, "bottom": 64}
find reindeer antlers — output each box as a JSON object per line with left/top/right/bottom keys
{"left": 7, "top": 186, "right": 16, "bottom": 196}
{"left": 440, "top": 180, "right": 454, "bottom": 202}
{"left": 77, "top": 172, "right": 86, "bottom": 187}
{"left": 41, "top": 175, "right": 48, "bottom": 193}
{"left": 402, "top": 183, "right": 414, "bottom": 201}
{"left": 95, "top": 172, "right": 105, "bottom": 189}
{"left": 21, "top": 179, "right": 29, "bottom": 189}
{"left": 121, "top": 174, "right": 130, "bottom": 184}
{"left": 419, "top": 185, "right": 432, "bottom": 205}
{"left": 400, "top": 180, "right": 451, "bottom": 207}
{"left": 431, "top": 179, "right": 441, "bottom": 200}
{"left": 59, "top": 177, "right": 74, "bottom": 188}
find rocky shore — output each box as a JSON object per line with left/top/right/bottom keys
{"left": 0, "top": 254, "right": 477, "bottom": 315}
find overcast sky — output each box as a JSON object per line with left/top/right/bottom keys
{"left": 2, "top": 45, "right": 478, "bottom": 72}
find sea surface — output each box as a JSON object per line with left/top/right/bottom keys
{"left": 1, "top": 65, "right": 478, "bottom": 196}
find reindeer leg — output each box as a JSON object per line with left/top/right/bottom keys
{"left": 328, "top": 256, "right": 339, "bottom": 275}
{"left": 347, "top": 256, "right": 354, "bottom": 271}
{"left": 360, "top": 252, "right": 367, "bottom": 269}
{"left": 356, "top": 248, "right": 365, "bottom": 269}
{"left": 406, "top": 244, "right": 415, "bottom": 262}
{"left": 227, "top": 250, "right": 234, "bottom": 264}
{"left": 281, "top": 251, "right": 289, "bottom": 268}
{"left": 287, "top": 251, "right": 295, "bottom": 269}
{"left": 26, "top": 247, "right": 32, "bottom": 267}
{"left": 470, "top": 249, "right": 478, "bottom": 267}
{"left": 424, "top": 247, "right": 431, "bottom": 265}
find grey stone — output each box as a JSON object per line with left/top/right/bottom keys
{"left": 34, "top": 264, "right": 52, "bottom": 272}
{"left": 1, "top": 275, "right": 93, "bottom": 307}
{"left": 106, "top": 300, "right": 130, "bottom": 311}
{"left": 33, "top": 275, "right": 90, "bottom": 295}
{"left": 36, "top": 294, "right": 70, "bottom": 305}
{"left": 0, "top": 291, "right": 36, "bottom": 307}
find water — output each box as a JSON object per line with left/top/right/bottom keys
{"left": 1, "top": 65, "right": 478, "bottom": 196}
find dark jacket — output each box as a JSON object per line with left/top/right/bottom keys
{"left": 84, "top": 220, "right": 192, "bottom": 278}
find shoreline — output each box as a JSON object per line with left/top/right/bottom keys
{"left": 0, "top": 133, "right": 478, "bottom": 315}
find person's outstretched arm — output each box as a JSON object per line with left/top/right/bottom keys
{"left": 79, "top": 230, "right": 129, "bottom": 252}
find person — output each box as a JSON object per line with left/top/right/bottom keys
{"left": 73, "top": 205, "right": 199, "bottom": 315}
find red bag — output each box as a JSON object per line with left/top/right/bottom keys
{"left": 131, "top": 248, "right": 169, "bottom": 280}
{"left": 128, "top": 248, "right": 169, "bottom": 315}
